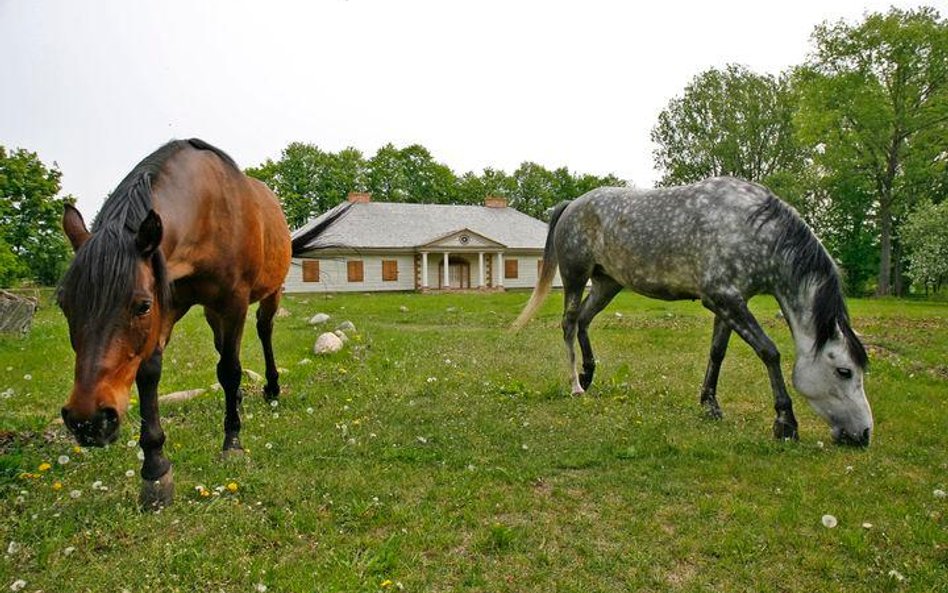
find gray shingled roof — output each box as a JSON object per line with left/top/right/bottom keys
{"left": 293, "top": 202, "right": 549, "bottom": 251}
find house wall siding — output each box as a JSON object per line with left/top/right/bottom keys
{"left": 286, "top": 255, "right": 417, "bottom": 293}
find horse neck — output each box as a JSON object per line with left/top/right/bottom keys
{"left": 774, "top": 281, "right": 820, "bottom": 358}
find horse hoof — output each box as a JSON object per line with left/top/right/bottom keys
{"left": 139, "top": 468, "right": 174, "bottom": 511}
{"left": 221, "top": 448, "right": 246, "bottom": 461}
{"left": 703, "top": 402, "right": 723, "bottom": 420}
{"left": 571, "top": 386, "right": 585, "bottom": 396}
{"left": 773, "top": 419, "right": 799, "bottom": 441}
{"left": 579, "top": 367, "right": 595, "bottom": 390}
{"left": 263, "top": 389, "right": 279, "bottom": 403}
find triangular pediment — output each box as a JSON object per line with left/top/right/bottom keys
{"left": 421, "top": 228, "right": 506, "bottom": 249}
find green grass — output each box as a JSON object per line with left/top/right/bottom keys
{"left": 1, "top": 290, "right": 945, "bottom": 592}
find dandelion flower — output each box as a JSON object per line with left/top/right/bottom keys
{"left": 7, "top": 541, "right": 20, "bottom": 555}
{"left": 887, "top": 569, "right": 905, "bottom": 582}
{"left": 73, "top": 445, "right": 82, "bottom": 454}
{"left": 255, "top": 584, "right": 267, "bottom": 593}
{"left": 10, "top": 579, "right": 27, "bottom": 592}
{"left": 57, "top": 455, "right": 70, "bottom": 465}
{"left": 69, "top": 490, "right": 82, "bottom": 499}
{"left": 126, "top": 440, "right": 137, "bottom": 448}
{"left": 381, "top": 579, "right": 393, "bottom": 588}
{"left": 91, "top": 481, "right": 103, "bottom": 490}
{"left": 137, "top": 450, "right": 145, "bottom": 461}
{"left": 306, "top": 407, "right": 314, "bottom": 415}
{"left": 934, "top": 489, "right": 946, "bottom": 499}
{"left": 38, "top": 462, "right": 51, "bottom": 472}
{"left": 52, "top": 482, "right": 62, "bottom": 491}
{"left": 226, "top": 482, "right": 238, "bottom": 493}
{"left": 63, "top": 546, "right": 75, "bottom": 556}
{"left": 125, "top": 470, "right": 135, "bottom": 478}
{"left": 862, "top": 522, "right": 873, "bottom": 529}
{"left": 265, "top": 442, "right": 273, "bottom": 450}
{"left": 821, "top": 514, "right": 837, "bottom": 528}
{"left": 269, "top": 400, "right": 279, "bottom": 408}
{"left": 23, "top": 374, "right": 32, "bottom": 381}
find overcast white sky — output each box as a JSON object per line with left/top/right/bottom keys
{"left": 1, "top": 0, "right": 941, "bottom": 216}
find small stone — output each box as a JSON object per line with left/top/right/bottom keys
{"left": 308, "top": 313, "right": 330, "bottom": 325}
{"left": 6, "top": 541, "right": 20, "bottom": 555}
{"left": 821, "top": 514, "right": 837, "bottom": 528}
{"left": 63, "top": 546, "right": 75, "bottom": 556}
{"left": 887, "top": 569, "right": 905, "bottom": 582}
{"left": 10, "top": 579, "right": 26, "bottom": 592}
{"left": 861, "top": 522, "right": 873, "bottom": 529}
{"left": 416, "top": 436, "right": 428, "bottom": 444}
{"left": 243, "top": 369, "right": 264, "bottom": 383}
{"left": 276, "top": 307, "right": 291, "bottom": 318}
{"left": 255, "top": 584, "right": 268, "bottom": 593}
{"left": 335, "top": 320, "right": 356, "bottom": 333}
{"left": 314, "top": 332, "right": 344, "bottom": 354}
{"left": 934, "top": 489, "right": 946, "bottom": 499}
{"left": 334, "top": 330, "right": 349, "bottom": 342}
{"left": 399, "top": 305, "right": 409, "bottom": 312}
{"left": 298, "top": 358, "right": 312, "bottom": 365}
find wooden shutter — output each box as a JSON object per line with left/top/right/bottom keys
{"left": 504, "top": 258, "right": 519, "bottom": 279}
{"left": 382, "top": 260, "right": 398, "bottom": 281}
{"left": 347, "top": 260, "right": 364, "bottom": 282}
{"left": 302, "top": 260, "right": 320, "bottom": 282}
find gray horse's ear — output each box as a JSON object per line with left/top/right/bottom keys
{"left": 136, "top": 210, "right": 163, "bottom": 257}
{"left": 62, "top": 204, "right": 91, "bottom": 251}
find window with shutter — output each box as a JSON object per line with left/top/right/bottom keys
{"left": 382, "top": 260, "right": 398, "bottom": 281}
{"left": 347, "top": 260, "right": 364, "bottom": 282}
{"left": 505, "top": 258, "right": 519, "bottom": 279}
{"left": 302, "top": 260, "right": 320, "bottom": 282}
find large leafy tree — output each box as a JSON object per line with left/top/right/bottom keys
{"left": 0, "top": 146, "right": 73, "bottom": 286}
{"left": 246, "top": 143, "right": 367, "bottom": 229}
{"left": 795, "top": 7, "right": 948, "bottom": 295}
{"left": 651, "top": 64, "right": 805, "bottom": 188}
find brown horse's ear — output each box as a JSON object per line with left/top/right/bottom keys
{"left": 135, "top": 210, "right": 163, "bottom": 257}
{"left": 62, "top": 204, "right": 91, "bottom": 251}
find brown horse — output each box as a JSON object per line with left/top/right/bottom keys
{"left": 58, "top": 139, "right": 299, "bottom": 508}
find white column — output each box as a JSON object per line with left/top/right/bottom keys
{"left": 443, "top": 252, "right": 450, "bottom": 288}
{"left": 478, "top": 252, "right": 485, "bottom": 288}
{"left": 421, "top": 252, "right": 429, "bottom": 289}
{"left": 497, "top": 251, "right": 504, "bottom": 288}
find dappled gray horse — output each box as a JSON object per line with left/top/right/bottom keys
{"left": 514, "top": 177, "right": 873, "bottom": 446}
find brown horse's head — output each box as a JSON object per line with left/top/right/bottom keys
{"left": 58, "top": 204, "right": 168, "bottom": 446}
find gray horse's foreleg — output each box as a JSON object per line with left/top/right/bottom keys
{"left": 699, "top": 315, "right": 731, "bottom": 419}
{"left": 577, "top": 275, "right": 623, "bottom": 390}
{"left": 702, "top": 293, "right": 798, "bottom": 440}
{"left": 562, "top": 284, "right": 586, "bottom": 395}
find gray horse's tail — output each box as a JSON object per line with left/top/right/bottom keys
{"left": 512, "top": 200, "right": 570, "bottom": 330}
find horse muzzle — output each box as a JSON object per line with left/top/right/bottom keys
{"left": 832, "top": 425, "right": 871, "bottom": 448}
{"left": 61, "top": 406, "right": 121, "bottom": 447}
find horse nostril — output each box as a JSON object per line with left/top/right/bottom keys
{"left": 96, "top": 407, "right": 121, "bottom": 443}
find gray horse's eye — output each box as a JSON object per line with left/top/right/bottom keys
{"left": 835, "top": 367, "right": 853, "bottom": 380}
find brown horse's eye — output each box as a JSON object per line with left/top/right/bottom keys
{"left": 134, "top": 300, "right": 152, "bottom": 317}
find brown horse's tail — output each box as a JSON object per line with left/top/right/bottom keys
{"left": 291, "top": 203, "right": 352, "bottom": 256}
{"left": 512, "top": 200, "right": 570, "bottom": 330}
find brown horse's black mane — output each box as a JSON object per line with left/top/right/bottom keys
{"left": 748, "top": 194, "right": 868, "bottom": 369}
{"left": 60, "top": 139, "right": 236, "bottom": 330}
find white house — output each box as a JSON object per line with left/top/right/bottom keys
{"left": 285, "top": 192, "right": 562, "bottom": 293}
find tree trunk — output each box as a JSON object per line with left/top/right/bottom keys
{"left": 877, "top": 199, "right": 892, "bottom": 296}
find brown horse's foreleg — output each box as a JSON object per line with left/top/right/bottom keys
{"left": 576, "top": 275, "right": 622, "bottom": 391}
{"left": 207, "top": 305, "right": 248, "bottom": 452}
{"left": 137, "top": 348, "right": 174, "bottom": 510}
{"left": 699, "top": 315, "right": 731, "bottom": 419}
{"left": 702, "top": 293, "right": 798, "bottom": 440}
{"left": 256, "top": 292, "right": 281, "bottom": 402}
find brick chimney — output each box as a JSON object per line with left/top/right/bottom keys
{"left": 347, "top": 191, "right": 371, "bottom": 203}
{"left": 484, "top": 195, "right": 507, "bottom": 208}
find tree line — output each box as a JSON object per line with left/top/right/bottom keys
{"left": 1, "top": 6, "right": 945, "bottom": 295}
{"left": 244, "top": 143, "right": 625, "bottom": 229}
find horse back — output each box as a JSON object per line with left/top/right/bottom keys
{"left": 150, "top": 147, "right": 291, "bottom": 307}
{"left": 558, "top": 178, "right": 779, "bottom": 299}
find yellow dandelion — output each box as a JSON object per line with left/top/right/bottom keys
{"left": 380, "top": 580, "right": 393, "bottom": 588}
{"left": 353, "top": 419, "right": 361, "bottom": 427}
{"left": 38, "top": 462, "right": 52, "bottom": 472}
{"left": 72, "top": 445, "right": 82, "bottom": 454}
{"left": 200, "top": 489, "right": 211, "bottom": 497}
{"left": 226, "top": 482, "right": 238, "bottom": 493}
{"left": 52, "top": 481, "right": 63, "bottom": 491}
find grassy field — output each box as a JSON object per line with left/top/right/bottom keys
{"left": 0, "top": 290, "right": 945, "bottom": 592}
